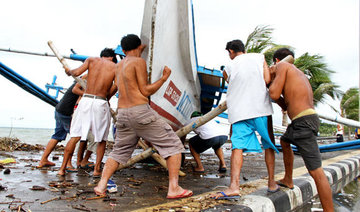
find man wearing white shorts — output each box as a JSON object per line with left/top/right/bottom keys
{"left": 57, "top": 48, "right": 117, "bottom": 177}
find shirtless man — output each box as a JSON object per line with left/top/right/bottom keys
{"left": 94, "top": 34, "right": 192, "bottom": 199}
{"left": 269, "top": 48, "right": 333, "bottom": 211}
{"left": 57, "top": 48, "right": 117, "bottom": 177}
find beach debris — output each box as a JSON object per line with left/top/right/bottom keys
{"left": 5, "top": 194, "right": 15, "bottom": 199}
{"left": 107, "top": 179, "right": 117, "bottom": 193}
{"left": 40, "top": 196, "right": 60, "bottom": 204}
{"left": 0, "top": 158, "right": 16, "bottom": 164}
{"left": 0, "top": 137, "right": 44, "bottom": 151}
{"left": 154, "top": 185, "right": 167, "bottom": 193}
{"left": 86, "top": 195, "right": 107, "bottom": 200}
{"left": 71, "top": 204, "right": 91, "bottom": 211}
{"left": 30, "top": 185, "right": 46, "bottom": 191}
{"left": 3, "top": 168, "right": 11, "bottom": 174}
{"left": 0, "top": 184, "right": 7, "bottom": 191}
{"left": 243, "top": 176, "right": 248, "bottom": 181}
{"left": 52, "top": 156, "right": 59, "bottom": 160}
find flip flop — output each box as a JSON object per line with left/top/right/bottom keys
{"left": 79, "top": 162, "right": 95, "bottom": 169}
{"left": 192, "top": 167, "right": 205, "bottom": 173}
{"left": 212, "top": 192, "right": 240, "bottom": 200}
{"left": 36, "top": 163, "right": 55, "bottom": 168}
{"left": 65, "top": 167, "right": 78, "bottom": 173}
{"left": 276, "top": 181, "right": 294, "bottom": 190}
{"left": 267, "top": 185, "right": 280, "bottom": 193}
{"left": 166, "top": 190, "right": 193, "bottom": 199}
{"left": 93, "top": 174, "right": 101, "bottom": 178}
{"left": 218, "top": 167, "right": 227, "bottom": 173}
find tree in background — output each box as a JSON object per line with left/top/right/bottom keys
{"left": 244, "top": 25, "right": 342, "bottom": 126}
{"left": 340, "top": 87, "right": 359, "bottom": 138}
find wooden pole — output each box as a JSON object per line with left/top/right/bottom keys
{"left": 116, "top": 147, "right": 155, "bottom": 170}
{"left": 47, "top": 41, "right": 87, "bottom": 89}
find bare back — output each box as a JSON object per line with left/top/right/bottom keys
{"left": 115, "top": 57, "right": 149, "bottom": 108}
{"left": 269, "top": 62, "right": 314, "bottom": 119}
{"left": 86, "top": 58, "right": 116, "bottom": 98}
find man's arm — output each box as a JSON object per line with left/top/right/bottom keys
{"left": 136, "top": 59, "right": 171, "bottom": 97}
{"left": 274, "top": 96, "right": 287, "bottom": 111}
{"left": 66, "top": 58, "right": 91, "bottom": 77}
{"left": 223, "top": 70, "right": 229, "bottom": 83}
{"left": 107, "top": 83, "right": 118, "bottom": 100}
{"left": 269, "top": 63, "right": 287, "bottom": 100}
{"left": 263, "top": 60, "right": 271, "bottom": 85}
{"left": 71, "top": 74, "right": 87, "bottom": 96}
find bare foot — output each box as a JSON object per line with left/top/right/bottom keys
{"left": 276, "top": 179, "right": 294, "bottom": 189}
{"left": 57, "top": 169, "right": 66, "bottom": 176}
{"left": 167, "top": 186, "right": 193, "bottom": 199}
{"left": 192, "top": 166, "right": 205, "bottom": 173}
{"left": 38, "top": 160, "right": 55, "bottom": 168}
{"left": 210, "top": 187, "right": 240, "bottom": 199}
{"left": 94, "top": 180, "right": 107, "bottom": 195}
{"left": 268, "top": 180, "right": 279, "bottom": 192}
{"left": 93, "top": 169, "right": 102, "bottom": 177}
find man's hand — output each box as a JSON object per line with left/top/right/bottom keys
{"left": 161, "top": 66, "right": 171, "bottom": 81}
{"left": 64, "top": 66, "right": 71, "bottom": 76}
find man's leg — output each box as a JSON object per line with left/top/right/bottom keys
{"left": 214, "top": 148, "right": 226, "bottom": 170}
{"left": 278, "top": 139, "right": 294, "bottom": 188}
{"left": 94, "top": 158, "right": 120, "bottom": 195}
{"left": 58, "top": 137, "right": 81, "bottom": 175}
{"left": 166, "top": 153, "right": 193, "bottom": 198}
{"left": 77, "top": 141, "right": 87, "bottom": 167}
{"left": 93, "top": 140, "right": 106, "bottom": 176}
{"left": 39, "top": 138, "right": 59, "bottom": 167}
{"left": 309, "top": 168, "right": 334, "bottom": 212}
{"left": 265, "top": 148, "right": 277, "bottom": 191}
{"left": 80, "top": 150, "right": 93, "bottom": 167}
{"left": 211, "top": 149, "right": 243, "bottom": 198}
{"left": 189, "top": 144, "right": 204, "bottom": 172}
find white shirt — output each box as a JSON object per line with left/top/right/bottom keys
{"left": 225, "top": 53, "right": 273, "bottom": 124}
{"left": 186, "top": 117, "right": 227, "bottom": 140}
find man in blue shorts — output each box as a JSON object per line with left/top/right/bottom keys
{"left": 211, "top": 40, "right": 279, "bottom": 199}
{"left": 38, "top": 82, "right": 81, "bottom": 170}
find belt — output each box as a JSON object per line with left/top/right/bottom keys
{"left": 83, "top": 94, "right": 107, "bottom": 101}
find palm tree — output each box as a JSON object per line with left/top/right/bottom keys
{"left": 340, "top": 87, "right": 359, "bottom": 121}
{"left": 245, "top": 25, "right": 342, "bottom": 126}
{"left": 340, "top": 87, "right": 359, "bottom": 137}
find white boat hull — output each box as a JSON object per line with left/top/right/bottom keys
{"left": 141, "top": 0, "right": 201, "bottom": 130}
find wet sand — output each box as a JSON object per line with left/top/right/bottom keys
{"left": 0, "top": 143, "right": 355, "bottom": 211}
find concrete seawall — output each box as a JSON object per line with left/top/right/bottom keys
{"left": 213, "top": 154, "right": 360, "bottom": 212}
{"left": 138, "top": 150, "right": 360, "bottom": 212}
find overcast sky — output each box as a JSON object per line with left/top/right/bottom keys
{"left": 0, "top": 0, "right": 359, "bottom": 129}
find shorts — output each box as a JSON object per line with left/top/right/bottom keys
{"left": 51, "top": 111, "right": 72, "bottom": 141}
{"left": 231, "top": 116, "right": 278, "bottom": 153}
{"left": 189, "top": 135, "right": 228, "bottom": 154}
{"left": 79, "top": 131, "right": 98, "bottom": 152}
{"left": 70, "top": 97, "right": 111, "bottom": 142}
{"left": 281, "top": 114, "right": 321, "bottom": 171}
{"left": 109, "top": 104, "right": 185, "bottom": 164}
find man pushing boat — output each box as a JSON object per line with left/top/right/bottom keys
{"left": 94, "top": 34, "right": 192, "bottom": 199}
{"left": 269, "top": 48, "right": 333, "bottom": 211}
{"left": 57, "top": 48, "right": 117, "bottom": 177}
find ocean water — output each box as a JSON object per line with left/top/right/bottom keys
{"left": 0, "top": 127, "right": 115, "bottom": 146}
{"left": 0, "top": 127, "right": 55, "bottom": 145}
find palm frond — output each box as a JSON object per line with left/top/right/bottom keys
{"left": 245, "top": 25, "right": 274, "bottom": 53}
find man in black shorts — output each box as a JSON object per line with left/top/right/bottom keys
{"left": 269, "top": 48, "right": 333, "bottom": 211}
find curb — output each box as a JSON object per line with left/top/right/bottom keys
{"left": 226, "top": 155, "right": 360, "bottom": 212}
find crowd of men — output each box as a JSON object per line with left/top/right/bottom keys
{"left": 37, "top": 34, "right": 333, "bottom": 211}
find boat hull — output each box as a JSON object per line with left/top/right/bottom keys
{"left": 141, "top": 0, "right": 200, "bottom": 130}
